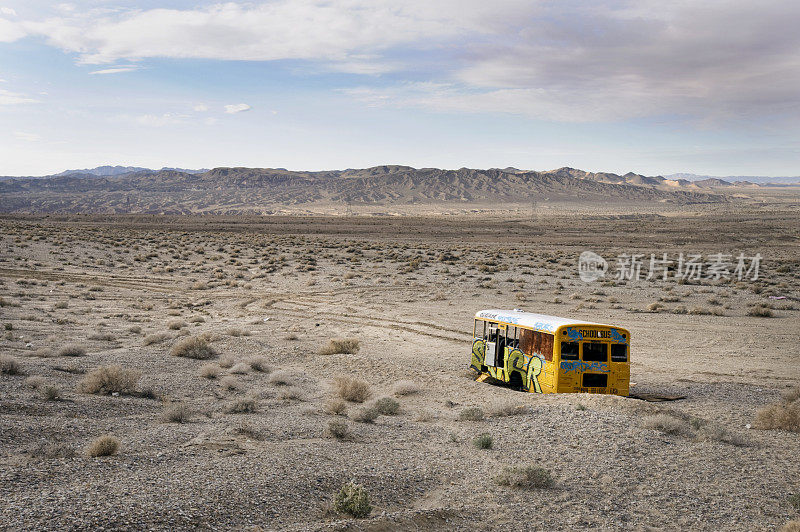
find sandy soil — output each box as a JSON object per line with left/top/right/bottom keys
{"left": 0, "top": 209, "right": 798, "bottom": 531}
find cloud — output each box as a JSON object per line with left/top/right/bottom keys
{"left": 193, "top": 103, "right": 208, "bottom": 112}
{"left": 88, "top": 66, "right": 138, "bottom": 75}
{"left": 134, "top": 113, "right": 189, "bottom": 127}
{"left": 14, "top": 131, "right": 41, "bottom": 142}
{"left": 5, "top": 1, "right": 800, "bottom": 124}
{"left": 224, "top": 103, "right": 250, "bottom": 114}
{"left": 0, "top": 7, "right": 16, "bottom": 16}
{"left": 0, "top": 88, "right": 37, "bottom": 105}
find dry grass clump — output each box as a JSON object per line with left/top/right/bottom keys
{"left": 77, "top": 365, "right": 140, "bottom": 395}
{"left": 371, "top": 397, "right": 400, "bottom": 416}
{"left": 392, "top": 379, "right": 420, "bottom": 396}
{"left": 0, "top": 354, "right": 23, "bottom": 375}
{"left": 755, "top": 402, "right": 800, "bottom": 432}
{"left": 642, "top": 414, "right": 687, "bottom": 435}
{"left": 170, "top": 336, "right": 218, "bottom": 360}
{"left": 334, "top": 481, "right": 371, "bottom": 518}
{"left": 226, "top": 328, "right": 251, "bottom": 337}
{"left": 87, "top": 435, "right": 120, "bottom": 457}
{"left": 42, "top": 385, "right": 62, "bottom": 401}
{"left": 694, "top": 423, "right": 748, "bottom": 446}
{"left": 199, "top": 363, "right": 220, "bottom": 379}
{"left": 320, "top": 338, "right": 361, "bottom": 355}
{"left": 143, "top": 332, "right": 171, "bottom": 346}
{"left": 490, "top": 401, "right": 528, "bottom": 417}
{"left": 218, "top": 356, "right": 235, "bottom": 369}
{"left": 747, "top": 305, "right": 774, "bottom": 318}
{"left": 783, "top": 387, "right": 800, "bottom": 404}
{"left": 351, "top": 406, "right": 380, "bottom": 423}
{"left": 223, "top": 396, "right": 258, "bottom": 414}
{"left": 29, "top": 442, "right": 77, "bottom": 460}
{"left": 278, "top": 387, "right": 302, "bottom": 400}
{"left": 458, "top": 406, "right": 485, "bottom": 421}
{"left": 88, "top": 332, "right": 116, "bottom": 341}
{"left": 58, "top": 344, "right": 86, "bottom": 357}
{"left": 327, "top": 419, "right": 351, "bottom": 440}
{"left": 161, "top": 403, "right": 192, "bottom": 423}
{"left": 247, "top": 356, "right": 271, "bottom": 373}
{"left": 30, "top": 348, "right": 55, "bottom": 358}
{"left": 473, "top": 433, "right": 494, "bottom": 450}
{"left": 495, "top": 466, "right": 555, "bottom": 489}
{"left": 25, "top": 375, "right": 46, "bottom": 389}
{"left": 167, "top": 319, "right": 186, "bottom": 330}
{"left": 268, "top": 370, "right": 293, "bottom": 386}
{"left": 324, "top": 398, "right": 348, "bottom": 415}
{"left": 229, "top": 362, "right": 250, "bottom": 375}
{"left": 334, "top": 377, "right": 371, "bottom": 403}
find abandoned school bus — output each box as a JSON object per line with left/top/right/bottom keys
{"left": 470, "top": 309, "right": 630, "bottom": 396}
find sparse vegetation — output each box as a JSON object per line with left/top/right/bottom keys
{"left": 351, "top": 406, "right": 379, "bottom": 423}
{"left": 77, "top": 365, "right": 140, "bottom": 395}
{"left": 755, "top": 402, "right": 800, "bottom": 432}
{"left": 334, "top": 481, "right": 371, "bottom": 518}
{"left": 247, "top": 356, "right": 271, "bottom": 373}
{"left": 87, "top": 435, "right": 120, "bottom": 457}
{"left": 642, "top": 414, "right": 687, "bottom": 435}
{"left": 268, "top": 370, "right": 293, "bottom": 386}
{"left": 333, "top": 376, "right": 371, "bottom": 403}
{"left": 58, "top": 344, "right": 86, "bottom": 357}
{"left": 143, "top": 332, "right": 171, "bottom": 346}
{"left": 320, "top": 338, "right": 361, "bottom": 355}
{"left": 458, "top": 406, "right": 485, "bottom": 421}
{"left": 0, "top": 354, "right": 23, "bottom": 375}
{"left": 473, "top": 433, "right": 493, "bottom": 449}
{"left": 223, "top": 396, "right": 258, "bottom": 414}
{"left": 494, "top": 465, "right": 555, "bottom": 489}
{"left": 392, "top": 379, "right": 420, "bottom": 396}
{"left": 170, "top": 336, "right": 218, "bottom": 360}
{"left": 327, "top": 419, "right": 351, "bottom": 440}
{"left": 324, "top": 398, "right": 347, "bottom": 415}
{"left": 199, "top": 363, "right": 220, "bottom": 379}
{"left": 161, "top": 403, "right": 192, "bottom": 423}
{"left": 371, "top": 396, "right": 400, "bottom": 416}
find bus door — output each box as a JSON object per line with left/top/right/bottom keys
{"left": 485, "top": 324, "right": 498, "bottom": 366}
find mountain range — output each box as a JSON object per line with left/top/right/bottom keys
{"left": 0, "top": 165, "right": 735, "bottom": 214}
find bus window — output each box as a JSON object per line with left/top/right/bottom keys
{"left": 561, "top": 341, "right": 579, "bottom": 360}
{"left": 611, "top": 343, "right": 628, "bottom": 362}
{"left": 519, "top": 329, "right": 534, "bottom": 354}
{"left": 583, "top": 342, "right": 607, "bottom": 362}
{"left": 541, "top": 334, "right": 553, "bottom": 361}
{"left": 508, "top": 326, "right": 519, "bottom": 349}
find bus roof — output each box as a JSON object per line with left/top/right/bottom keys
{"left": 475, "top": 309, "right": 619, "bottom": 334}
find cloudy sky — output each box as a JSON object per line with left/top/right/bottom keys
{"left": 1, "top": 0, "right": 798, "bottom": 176}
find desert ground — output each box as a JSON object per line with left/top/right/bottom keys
{"left": 1, "top": 208, "right": 799, "bottom": 531}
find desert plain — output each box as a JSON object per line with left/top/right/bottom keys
{"left": 1, "top": 204, "right": 799, "bottom": 531}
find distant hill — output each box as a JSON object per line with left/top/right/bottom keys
{"left": 52, "top": 165, "right": 208, "bottom": 177}
{"left": 665, "top": 173, "right": 800, "bottom": 185}
{"left": 0, "top": 165, "right": 728, "bottom": 214}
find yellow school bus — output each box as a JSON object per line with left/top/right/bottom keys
{"left": 469, "top": 309, "right": 630, "bottom": 396}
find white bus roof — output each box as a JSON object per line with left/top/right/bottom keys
{"left": 475, "top": 309, "right": 619, "bottom": 334}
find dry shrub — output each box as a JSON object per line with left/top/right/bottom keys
{"left": 474, "top": 433, "right": 494, "bottom": 449}
{"left": 161, "top": 403, "right": 192, "bottom": 423}
{"left": 324, "top": 398, "right": 347, "bottom": 415}
{"left": 223, "top": 396, "right": 258, "bottom": 414}
{"left": 780, "top": 521, "right": 800, "bottom": 532}
{"left": 143, "top": 332, "right": 171, "bottom": 346}
{"left": 334, "top": 481, "right": 371, "bottom": 518}
{"left": 371, "top": 397, "right": 400, "bottom": 416}
{"left": 220, "top": 376, "right": 238, "bottom": 391}
{"left": 755, "top": 403, "right": 800, "bottom": 432}
{"left": 495, "top": 466, "right": 555, "bottom": 489}
{"left": 490, "top": 401, "right": 528, "bottom": 417}
{"left": 218, "top": 356, "right": 235, "bottom": 369}
{"left": 642, "top": 414, "right": 687, "bottom": 435}
{"left": 88, "top": 333, "right": 116, "bottom": 341}
{"left": 269, "top": 370, "right": 293, "bottom": 386}
{"left": 42, "top": 385, "right": 61, "bottom": 401}
{"left": 334, "top": 377, "right": 371, "bottom": 403}
{"left": 783, "top": 387, "right": 800, "bottom": 404}
{"left": 199, "top": 363, "right": 220, "bottom": 379}
{"left": 226, "top": 328, "right": 251, "bottom": 337}
{"left": 58, "top": 344, "right": 86, "bottom": 357}
{"left": 229, "top": 362, "right": 250, "bottom": 375}
{"left": 747, "top": 305, "right": 774, "bottom": 318}
{"left": 327, "top": 419, "right": 351, "bottom": 440}
{"left": 351, "top": 406, "right": 379, "bottom": 423}
{"left": 77, "top": 365, "right": 140, "bottom": 395}
{"left": 233, "top": 422, "right": 264, "bottom": 440}
{"left": 320, "top": 338, "right": 361, "bottom": 355}
{"left": 392, "top": 380, "right": 420, "bottom": 396}
{"left": 30, "top": 348, "right": 55, "bottom": 358}
{"left": 25, "top": 375, "right": 46, "bottom": 389}
{"left": 170, "top": 336, "right": 218, "bottom": 360}
{"left": 278, "top": 387, "right": 302, "bottom": 400}
{"left": 695, "top": 423, "right": 748, "bottom": 446}
{"left": 29, "top": 442, "right": 76, "bottom": 460}
{"left": 248, "top": 356, "right": 271, "bottom": 373}
{"left": 458, "top": 407, "right": 485, "bottom": 421}
{"left": 0, "top": 355, "right": 23, "bottom": 375}
{"left": 167, "top": 319, "right": 186, "bottom": 330}
{"left": 87, "top": 435, "right": 120, "bottom": 457}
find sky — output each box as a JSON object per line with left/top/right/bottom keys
{"left": 0, "top": 1, "right": 799, "bottom": 176}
